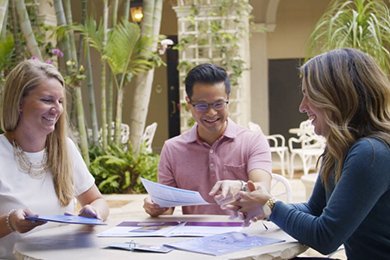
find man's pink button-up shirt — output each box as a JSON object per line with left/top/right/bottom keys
{"left": 158, "top": 119, "right": 272, "bottom": 214}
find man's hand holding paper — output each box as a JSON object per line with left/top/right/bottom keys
{"left": 141, "top": 178, "right": 210, "bottom": 208}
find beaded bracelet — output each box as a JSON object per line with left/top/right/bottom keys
{"left": 6, "top": 209, "right": 16, "bottom": 232}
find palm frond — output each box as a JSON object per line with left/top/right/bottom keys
{"left": 72, "top": 17, "right": 104, "bottom": 52}
{"left": 104, "top": 19, "right": 141, "bottom": 76}
{"left": 307, "top": 0, "right": 390, "bottom": 73}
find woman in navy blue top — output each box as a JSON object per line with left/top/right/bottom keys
{"left": 226, "top": 48, "right": 390, "bottom": 259}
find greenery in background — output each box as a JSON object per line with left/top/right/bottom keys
{"left": 307, "top": 0, "right": 390, "bottom": 73}
{"left": 72, "top": 17, "right": 162, "bottom": 147}
{"left": 0, "top": 0, "right": 55, "bottom": 79}
{"left": 89, "top": 144, "right": 159, "bottom": 194}
{"left": 175, "top": 0, "right": 251, "bottom": 129}
{"left": 176, "top": 0, "right": 251, "bottom": 86}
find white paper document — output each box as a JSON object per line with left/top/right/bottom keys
{"left": 97, "top": 221, "right": 243, "bottom": 237}
{"left": 141, "top": 178, "right": 210, "bottom": 207}
{"left": 164, "top": 231, "right": 285, "bottom": 256}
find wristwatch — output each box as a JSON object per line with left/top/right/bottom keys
{"left": 240, "top": 180, "right": 248, "bottom": 191}
{"left": 262, "top": 197, "right": 276, "bottom": 219}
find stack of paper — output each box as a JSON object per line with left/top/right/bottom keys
{"left": 97, "top": 221, "right": 243, "bottom": 237}
{"left": 164, "top": 231, "right": 284, "bottom": 256}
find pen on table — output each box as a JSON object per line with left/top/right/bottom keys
{"left": 262, "top": 221, "right": 268, "bottom": 230}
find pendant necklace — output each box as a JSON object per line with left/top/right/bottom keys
{"left": 12, "top": 140, "right": 48, "bottom": 179}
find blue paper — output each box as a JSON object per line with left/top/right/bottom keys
{"left": 26, "top": 214, "right": 106, "bottom": 225}
{"left": 164, "top": 231, "right": 284, "bottom": 256}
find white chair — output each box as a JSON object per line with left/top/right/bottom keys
{"left": 288, "top": 120, "right": 325, "bottom": 178}
{"left": 140, "top": 122, "right": 158, "bottom": 153}
{"left": 99, "top": 122, "right": 130, "bottom": 144}
{"left": 248, "top": 122, "right": 289, "bottom": 176}
{"left": 267, "top": 135, "right": 289, "bottom": 177}
{"left": 271, "top": 173, "right": 292, "bottom": 203}
{"left": 118, "top": 123, "right": 130, "bottom": 144}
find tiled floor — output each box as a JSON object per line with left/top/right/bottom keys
{"left": 103, "top": 175, "right": 347, "bottom": 259}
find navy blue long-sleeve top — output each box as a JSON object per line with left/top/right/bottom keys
{"left": 270, "top": 137, "right": 390, "bottom": 259}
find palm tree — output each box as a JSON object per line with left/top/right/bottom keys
{"left": 54, "top": 0, "right": 90, "bottom": 164}
{"left": 100, "top": 0, "right": 109, "bottom": 148}
{"left": 75, "top": 18, "right": 158, "bottom": 146}
{"left": 0, "top": 0, "right": 8, "bottom": 35}
{"left": 129, "top": 0, "right": 163, "bottom": 154}
{"left": 8, "top": 0, "right": 23, "bottom": 62}
{"left": 15, "top": 0, "right": 42, "bottom": 59}
{"left": 105, "top": 20, "right": 158, "bottom": 145}
{"left": 307, "top": 0, "right": 390, "bottom": 73}
{"left": 106, "top": 0, "right": 120, "bottom": 135}
{"left": 80, "top": 0, "right": 99, "bottom": 145}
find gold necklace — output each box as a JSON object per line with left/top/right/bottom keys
{"left": 12, "top": 140, "right": 48, "bottom": 178}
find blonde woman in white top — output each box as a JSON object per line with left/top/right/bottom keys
{"left": 0, "top": 59, "right": 109, "bottom": 258}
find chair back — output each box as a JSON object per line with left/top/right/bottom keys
{"left": 287, "top": 120, "right": 326, "bottom": 177}
{"left": 98, "top": 122, "right": 130, "bottom": 144}
{"left": 119, "top": 123, "right": 130, "bottom": 144}
{"left": 141, "top": 122, "right": 158, "bottom": 153}
{"left": 248, "top": 121, "right": 289, "bottom": 176}
{"left": 289, "top": 120, "right": 325, "bottom": 151}
{"left": 271, "top": 173, "right": 292, "bottom": 202}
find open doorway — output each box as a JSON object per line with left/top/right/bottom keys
{"left": 268, "top": 59, "right": 307, "bottom": 138}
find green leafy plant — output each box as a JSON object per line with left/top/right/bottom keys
{"left": 176, "top": 0, "right": 251, "bottom": 86}
{"left": 307, "top": 0, "right": 390, "bottom": 73}
{"left": 89, "top": 143, "right": 159, "bottom": 194}
{"left": 72, "top": 18, "right": 163, "bottom": 147}
{"left": 0, "top": 34, "right": 14, "bottom": 74}
{"left": 174, "top": 0, "right": 252, "bottom": 130}
{"left": 63, "top": 60, "right": 86, "bottom": 88}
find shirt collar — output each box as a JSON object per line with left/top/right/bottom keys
{"left": 184, "top": 118, "right": 238, "bottom": 143}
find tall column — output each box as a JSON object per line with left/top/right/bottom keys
{"left": 250, "top": 23, "right": 269, "bottom": 133}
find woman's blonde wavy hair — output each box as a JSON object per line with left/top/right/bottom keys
{"left": 300, "top": 48, "right": 390, "bottom": 187}
{"left": 1, "top": 59, "right": 73, "bottom": 206}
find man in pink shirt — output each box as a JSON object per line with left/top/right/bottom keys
{"left": 143, "top": 63, "right": 272, "bottom": 216}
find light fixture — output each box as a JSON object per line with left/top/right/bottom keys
{"left": 130, "top": 6, "right": 143, "bottom": 23}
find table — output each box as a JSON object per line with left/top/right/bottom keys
{"left": 14, "top": 215, "right": 307, "bottom": 260}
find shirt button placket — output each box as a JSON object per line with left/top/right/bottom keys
{"left": 209, "top": 149, "right": 215, "bottom": 173}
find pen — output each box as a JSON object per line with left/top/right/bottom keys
{"left": 262, "top": 221, "right": 268, "bottom": 230}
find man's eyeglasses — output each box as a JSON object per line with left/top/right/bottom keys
{"left": 190, "top": 100, "right": 229, "bottom": 112}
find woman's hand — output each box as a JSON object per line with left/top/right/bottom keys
{"left": 78, "top": 204, "right": 101, "bottom": 219}
{"left": 225, "top": 181, "right": 272, "bottom": 226}
{"left": 76, "top": 185, "right": 109, "bottom": 221}
{"left": 11, "top": 209, "right": 46, "bottom": 233}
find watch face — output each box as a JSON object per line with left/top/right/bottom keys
{"left": 262, "top": 204, "right": 272, "bottom": 218}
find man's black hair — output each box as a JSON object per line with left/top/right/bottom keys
{"left": 184, "top": 63, "right": 231, "bottom": 99}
